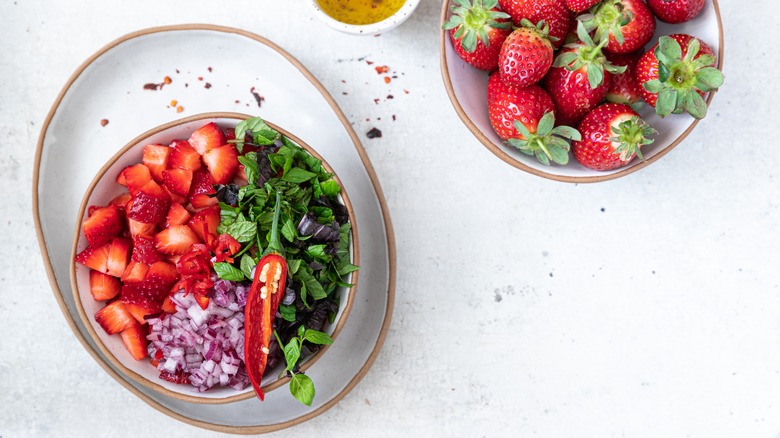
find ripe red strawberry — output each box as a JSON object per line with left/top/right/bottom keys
{"left": 127, "top": 217, "right": 156, "bottom": 238}
{"left": 82, "top": 205, "right": 124, "bottom": 247}
{"left": 573, "top": 103, "right": 656, "bottom": 170}
{"left": 498, "top": 20, "right": 555, "bottom": 87}
{"left": 155, "top": 225, "right": 200, "bottom": 255}
{"left": 169, "top": 139, "right": 202, "bottom": 171}
{"left": 166, "top": 203, "right": 192, "bottom": 227}
{"left": 202, "top": 144, "right": 239, "bottom": 185}
{"left": 121, "top": 261, "right": 179, "bottom": 303}
{"left": 162, "top": 168, "right": 193, "bottom": 196}
{"left": 89, "top": 270, "right": 121, "bottom": 301}
{"left": 188, "top": 206, "right": 221, "bottom": 245}
{"left": 121, "top": 261, "right": 150, "bottom": 283}
{"left": 127, "top": 180, "right": 171, "bottom": 224}
{"left": 581, "top": 0, "right": 655, "bottom": 55}
{"left": 443, "top": 0, "right": 512, "bottom": 71}
{"left": 109, "top": 193, "right": 132, "bottom": 210}
{"left": 75, "top": 243, "right": 110, "bottom": 273}
{"left": 120, "top": 323, "right": 148, "bottom": 360}
{"left": 605, "top": 51, "right": 643, "bottom": 107}
{"left": 188, "top": 122, "right": 226, "bottom": 156}
{"left": 106, "top": 237, "right": 132, "bottom": 277}
{"left": 131, "top": 235, "right": 165, "bottom": 264}
{"left": 636, "top": 34, "right": 722, "bottom": 118}
{"left": 565, "top": 0, "right": 599, "bottom": 13}
{"left": 142, "top": 144, "right": 172, "bottom": 183}
{"left": 159, "top": 370, "right": 191, "bottom": 384}
{"left": 123, "top": 301, "right": 162, "bottom": 324}
{"left": 544, "top": 22, "right": 626, "bottom": 126}
{"left": 188, "top": 168, "right": 217, "bottom": 209}
{"left": 95, "top": 301, "right": 136, "bottom": 335}
{"left": 647, "top": 0, "right": 705, "bottom": 24}
{"left": 487, "top": 72, "right": 556, "bottom": 140}
{"left": 498, "top": 0, "right": 572, "bottom": 49}
{"left": 116, "top": 164, "right": 152, "bottom": 196}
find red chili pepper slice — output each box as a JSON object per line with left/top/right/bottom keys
{"left": 213, "top": 233, "right": 241, "bottom": 263}
{"left": 244, "top": 191, "right": 288, "bottom": 400}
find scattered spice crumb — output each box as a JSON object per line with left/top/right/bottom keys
{"left": 163, "top": 76, "right": 172, "bottom": 84}
{"left": 392, "top": 115, "right": 396, "bottom": 121}
{"left": 170, "top": 100, "right": 178, "bottom": 106}
{"left": 205, "top": 83, "right": 212, "bottom": 89}
{"left": 377, "top": 117, "right": 381, "bottom": 121}
{"left": 176, "top": 105, "right": 184, "bottom": 113}
{"left": 198, "top": 76, "right": 203, "bottom": 81}
{"left": 403, "top": 89, "right": 410, "bottom": 94}
{"left": 365, "top": 118, "right": 370, "bottom": 122}
{"left": 208, "top": 66, "right": 213, "bottom": 72}
{"left": 373, "top": 98, "right": 380, "bottom": 104}
{"left": 366, "top": 127, "right": 382, "bottom": 139}
{"left": 235, "top": 100, "right": 240, "bottom": 104}
{"left": 143, "top": 83, "right": 162, "bottom": 90}
{"left": 384, "top": 76, "right": 391, "bottom": 84}
{"left": 600, "top": 208, "right": 606, "bottom": 212}
{"left": 375, "top": 65, "right": 389, "bottom": 74}
{"left": 341, "top": 80, "right": 346, "bottom": 84}
{"left": 100, "top": 119, "right": 109, "bottom": 127}
{"left": 250, "top": 87, "right": 264, "bottom": 108}
{"left": 387, "top": 94, "right": 394, "bottom": 99}
{"left": 175, "top": 69, "right": 180, "bottom": 74}
{"left": 392, "top": 75, "right": 398, "bottom": 79}
{"left": 185, "top": 83, "right": 189, "bottom": 88}
{"left": 366, "top": 60, "right": 374, "bottom": 65}
{"left": 342, "top": 92, "right": 348, "bottom": 95}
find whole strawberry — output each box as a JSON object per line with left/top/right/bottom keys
{"left": 487, "top": 72, "right": 556, "bottom": 140}
{"left": 498, "top": 0, "right": 573, "bottom": 49}
{"left": 565, "top": 0, "right": 600, "bottom": 13}
{"left": 580, "top": 0, "right": 655, "bottom": 55}
{"left": 636, "top": 34, "right": 723, "bottom": 118}
{"left": 443, "top": 0, "right": 512, "bottom": 71}
{"left": 498, "top": 20, "right": 555, "bottom": 87}
{"left": 605, "top": 51, "right": 643, "bottom": 107}
{"left": 544, "top": 21, "right": 626, "bottom": 127}
{"left": 573, "top": 103, "right": 656, "bottom": 171}
{"left": 647, "top": 0, "right": 705, "bottom": 24}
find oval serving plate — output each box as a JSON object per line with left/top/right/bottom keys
{"left": 440, "top": 0, "right": 724, "bottom": 183}
{"left": 34, "top": 25, "right": 395, "bottom": 433}
{"left": 70, "top": 113, "right": 359, "bottom": 404}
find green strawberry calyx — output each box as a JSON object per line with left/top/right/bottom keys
{"left": 643, "top": 36, "right": 724, "bottom": 119}
{"left": 508, "top": 111, "right": 581, "bottom": 166}
{"left": 609, "top": 116, "right": 657, "bottom": 162}
{"left": 553, "top": 21, "right": 626, "bottom": 89}
{"left": 442, "top": 0, "right": 511, "bottom": 53}
{"left": 579, "top": 0, "right": 633, "bottom": 46}
{"left": 517, "top": 18, "right": 559, "bottom": 43}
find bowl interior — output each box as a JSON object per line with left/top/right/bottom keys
{"left": 441, "top": 0, "right": 723, "bottom": 182}
{"left": 71, "top": 114, "right": 357, "bottom": 402}
{"left": 308, "top": 0, "right": 421, "bottom": 35}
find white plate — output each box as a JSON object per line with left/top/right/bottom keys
{"left": 34, "top": 24, "right": 395, "bottom": 433}
{"left": 440, "top": 0, "right": 724, "bottom": 183}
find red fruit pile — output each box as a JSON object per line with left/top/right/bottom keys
{"left": 75, "top": 122, "right": 242, "bottom": 361}
{"left": 445, "top": 0, "right": 723, "bottom": 171}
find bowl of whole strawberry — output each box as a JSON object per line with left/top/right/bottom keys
{"left": 441, "top": 0, "right": 724, "bottom": 182}
{"left": 70, "top": 113, "right": 359, "bottom": 405}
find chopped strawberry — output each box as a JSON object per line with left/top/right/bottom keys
{"left": 116, "top": 164, "right": 152, "bottom": 196}
{"left": 163, "top": 185, "right": 188, "bottom": 205}
{"left": 169, "top": 140, "right": 202, "bottom": 171}
{"left": 128, "top": 217, "right": 156, "bottom": 238}
{"left": 121, "top": 261, "right": 150, "bottom": 283}
{"left": 155, "top": 225, "right": 199, "bottom": 255}
{"left": 167, "top": 254, "right": 183, "bottom": 265}
{"left": 89, "top": 270, "right": 121, "bottom": 301}
{"left": 123, "top": 300, "right": 162, "bottom": 324}
{"left": 162, "top": 168, "right": 193, "bottom": 196}
{"left": 87, "top": 205, "right": 99, "bottom": 217}
{"left": 166, "top": 203, "right": 191, "bottom": 227}
{"left": 225, "top": 128, "right": 236, "bottom": 141}
{"left": 202, "top": 144, "right": 239, "bottom": 184}
{"left": 143, "top": 144, "right": 172, "bottom": 183}
{"left": 121, "top": 261, "right": 179, "bottom": 303}
{"left": 120, "top": 323, "right": 148, "bottom": 360}
{"left": 128, "top": 180, "right": 171, "bottom": 224}
{"left": 106, "top": 237, "right": 132, "bottom": 277}
{"left": 95, "top": 301, "right": 136, "bottom": 335}
{"left": 188, "top": 169, "right": 217, "bottom": 208}
{"left": 109, "top": 193, "right": 132, "bottom": 209}
{"left": 82, "top": 205, "right": 124, "bottom": 247}
{"left": 188, "top": 122, "right": 226, "bottom": 155}
{"left": 235, "top": 164, "right": 248, "bottom": 186}
{"left": 159, "top": 370, "right": 191, "bottom": 384}
{"left": 75, "top": 244, "right": 110, "bottom": 274}
{"left": 188, "top": 206, "right": 220, "bottom": 245}
{"left": 131, "top": 235, "right": 165, "bottom": 264}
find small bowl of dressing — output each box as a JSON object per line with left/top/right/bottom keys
{"left": 308, "top": 0, "right": 421, "bottom": 35}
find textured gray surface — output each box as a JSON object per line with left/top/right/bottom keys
{"left": 3, "top": 0, "right": 779, "bottom": 436}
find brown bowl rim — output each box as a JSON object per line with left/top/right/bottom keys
{"left": 33, "top": 24, "right": 396, "bottom": 433}
{"left": 69, "top": 112, "right": 359, "bottom": 404}
{"left": 439, "top": 0, "right": 725, "bottom": 183}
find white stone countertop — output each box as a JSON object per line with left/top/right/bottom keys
{"left": 3, "top": 0, "right": 779, "bottom": 437}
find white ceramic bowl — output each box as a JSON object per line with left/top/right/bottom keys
{"left": 70, "top": 112, "right": 358, "bottom": 404}
{"left": 308, "top": 0, "right": 421, "bottom": 35}
{"left": 440, "top": 0, "right": 725, "bottom": 183}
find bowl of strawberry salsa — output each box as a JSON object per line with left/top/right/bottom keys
{"left": 70, "top": 113, "right": 358, "bottom": 405}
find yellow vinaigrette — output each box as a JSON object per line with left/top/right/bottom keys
{"left": 317, "top": 0, "right": 405, "bottom": 25}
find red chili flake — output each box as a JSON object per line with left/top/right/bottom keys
{"left": 341, "top": 80, "right": 346, "bottom": 84}
{"left": 375, "top": 65, "right": 389, "bottom": 74}
{"left": 366, "top": 60, "right": 374, "bottom": 65}
{"left": 403, "top": 89, "right": 410, "bottom": 94}
{"left": 384, "top": 77, "right": 391, "bottom": 84}
{"left": 204, "top": 83, "right": 212, "bottom": 89}
{"left": 208, "top": 67, "right": 213, "bottom": 72}
{"left": 176, "top": 105, "right": 184, "bottom": 113}
{"left": 163, "top": 76, "right": 172, "bottom": 84}
{"left": 366, "top": 128, "right": 382, "bottom": 139}
{"left": 387, "top": 94, "right": 394, "bottom": 99}
{"left": 235, "top": 100, "right": 240, "bottom": 104}
{"left": 373, "top": 98, "right": 380, "bottom": 104}
{"left": 197, "top": 76, "right": 203, "bottom": 81}
{"left": 392, "top": 115, "right": 396, "bottom": 121}
{"left": 170, "top": 99, "right": 178, "bottom": 106}
{"left": 100, "top": 119, "right": 109, "bottom": 127}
